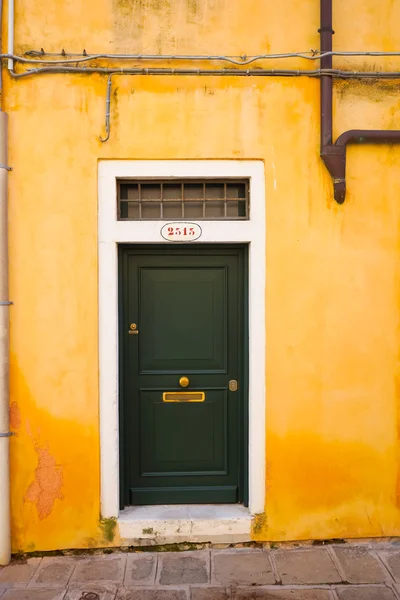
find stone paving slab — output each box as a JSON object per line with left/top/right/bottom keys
{"left": 190, "top": 585, "right": 229, "bottom": 600}
{"left": 30, "top": 557, "right": 76, "bottom": 588}
{"left": 332, "top": 547, "right": 388, "bottom": 584}
{"left": 70, "top": 554, "right": 126, "bottom": 584}
{"left": 335, "top": 585, "right": 397, "bottom": 599}
{"left": 377, "top": 548, "right": 400, "bottom": 582}
{"left": 124, "top": 553, "right": 157, "bottom": 586}
{"left": 158, "top": 551, "right": 209, "bottom": 585}
{"left": 212, "top": 549, "right": 275, "bottom": 586}
{"left": 0, "top": 558, "right": 42, "bottom": 588}
{"left": 272, "top": 548, "right": 342, "bottom": 585}
{"left": 64, "top": 582, "right": 118, "bottom": 600}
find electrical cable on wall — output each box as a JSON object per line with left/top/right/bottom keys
{"left": 3, "top": 49, "right": 400, "bottom": 144}
{"left": 19, "top": 49, "right": 400, "bottom": 64}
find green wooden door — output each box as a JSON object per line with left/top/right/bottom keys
{"left": 119, "top": 245, "right": 247, "bottom": 505}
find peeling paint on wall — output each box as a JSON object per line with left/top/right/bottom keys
{"left": 9, "top": 401, "right": 21, "bottom": 430}
{"left": 24, "top": 446, "right": 64, "bottom": 520}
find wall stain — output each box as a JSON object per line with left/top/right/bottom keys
{"left": 335, "top": 80, "right": 400, "bottom": 103}
{"left": 113, "top": 0, "right": 174, "bottom": 52}
{"left": 187, "top": 0, "right": 205, "bottom": 24}
{"left": 99, "top": 517, "right": 117, "bottom": 543}
{"left": 252, "top": 512, "right": 268, "bottom": 539}
{"left": 24, "top": 446, "right": 64, "bottom": 520}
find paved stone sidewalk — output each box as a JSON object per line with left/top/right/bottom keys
{"left": 1, "top": 543, "right": 400, "bottom": 599}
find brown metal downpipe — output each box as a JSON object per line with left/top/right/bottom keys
{"left": 319, "top": 0, "right": 347, "bottom": 204}
{"left": 319, "top": 0, "right": 400, "bottom": 204}
{"left": 320, "top": 0, "right": 333, "bottom": 148}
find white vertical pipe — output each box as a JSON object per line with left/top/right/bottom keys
{"left": 0, "top": 112, "right": 10, "bottom": 566}
{"left": 7, "top": 0, "right": 13, "bottom": 70}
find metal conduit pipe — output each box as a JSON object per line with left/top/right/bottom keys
{"left": 320, "top": 0, "right": 400, "bottom": 203}
{"left": 7, "top": 0, "right": 13, "bottom": 71}
{"left": 10, "top": 49, "right": 400, "bottom": 65}
{"left": 0, "top": 111, "right": 10, "bottom": 567}
{"left": 8, "top": 66, "right": 400, "bottom": 80}
{"left": 0, "top": 0, "right": 11, "bottom": 567}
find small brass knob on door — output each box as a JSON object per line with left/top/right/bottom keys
{"left": 179, "top": 376, "right": 189, "bottom": 388}
{"left": 128, "top": 323, "right": 139, "bottom": 335}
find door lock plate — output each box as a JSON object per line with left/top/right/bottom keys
{"left": 229, "top": 380, "right": 238, "bottom": 392}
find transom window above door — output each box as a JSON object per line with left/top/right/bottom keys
{"left": 117, "top": 179, "right": 249, "bottom": 220}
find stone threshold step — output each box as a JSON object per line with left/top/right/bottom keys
{"left": 118, "top": 504, "right": 252, "bottom": 546}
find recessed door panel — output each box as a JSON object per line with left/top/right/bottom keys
{"left": 140, "top": 267, "right": 227, "bottom": 372}
{"left": 139, "top": 389, "right": 228, "bottom": 475}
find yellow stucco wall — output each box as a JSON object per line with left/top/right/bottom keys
{"left": 5, "top": 0, "right": 400, "bottom": 551}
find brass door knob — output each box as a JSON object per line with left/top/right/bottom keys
{"left": 179, "top": 376, "right": 189, "bottom": 388}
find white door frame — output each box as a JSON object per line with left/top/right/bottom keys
{"left": 98, "top": 160, "right": 266, "bottom": 518}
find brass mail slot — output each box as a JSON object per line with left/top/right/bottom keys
{"left": 163, "top": 392, "right": 205, "bottom": 403}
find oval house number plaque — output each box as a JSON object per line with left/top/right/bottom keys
{"left": 161, "top": 222, "right": 202, "bottom": 242}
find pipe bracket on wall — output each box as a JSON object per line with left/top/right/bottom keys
{"left": 0, "top": 301, "right": 12, "bottom": 305}
{"left": 0, "top": 433, "right": 14, "bottom": 438}
{"left": 0, "top": 165, "right": 12, "bottom": 171}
